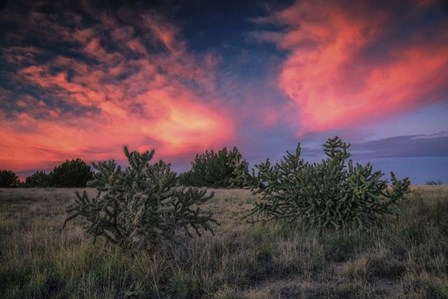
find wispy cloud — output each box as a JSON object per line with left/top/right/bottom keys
{"left": 0, "top": 2, "right": 234, "bottom": 172}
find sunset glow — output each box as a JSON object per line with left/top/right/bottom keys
{"left": 1, "top": 0, "right": 447, "bottom": 183}
{"left": 274, "top": 1, "right": 448, "bottom": 134}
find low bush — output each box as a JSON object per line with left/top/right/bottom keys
{"left": 0, "top": 169, "right": 19, "bottom": 187}
{"left": 50, "top": 159, "right": 93, "bottom": 187}
{"left": 232, "top": 136, "right": 410, "bottom": 232}
{"left": 25, "top": 171, "right": 51, "bottom": 188}
{"left": 64, "top": 147, "right": 217, "bottom": 251}
{"left": 179, "top": 147, "right": 249, "bottom": 188}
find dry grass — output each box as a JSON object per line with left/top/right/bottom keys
{"left": 1, "top": 186, "right": 447, "bottom": 298}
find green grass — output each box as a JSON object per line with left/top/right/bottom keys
{"left": 0, "top": 186, "right": 447, "bottom": 298}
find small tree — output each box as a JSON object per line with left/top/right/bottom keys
{"left": 64, "top": 147, "right": 217, "bottom": 251}
{"left": 0, "top": 170, "right": 19, "bottom": 187}
{"left": 232, "top": 137, "right": 410, "bottom": 232}
{"left": 179, "top": 147, "right": 249, "bottom": 188}
{"left": 50, "top": 158, "right": 93, "bottom": 187}
{"left": 26, "top": 171, "right": 51, "bottom": 187}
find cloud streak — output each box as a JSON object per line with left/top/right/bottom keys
{"left": 0, "top": 2, "right": 234, "bottom": 172}
{"left": 351, "top": 131, "right": 448, "bottom": 159}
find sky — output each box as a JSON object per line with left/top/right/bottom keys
{"left": 1, "top": 0, "right": 447, "bottom": 184}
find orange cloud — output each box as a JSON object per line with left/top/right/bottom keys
{"left": 273, "top": 1, "right": 448, "bottom": 135}
{"left": 0, "top": 9, "right": 234, "bottom": 174}
{"left": 0, "top": 96, "right": 232, "bottom": 172}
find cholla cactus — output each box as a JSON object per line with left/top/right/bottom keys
{"left": 233, "top": 137, "right": 410, "bottom": 232}
{"left": 64, "top": 147, "right": 217, "bottom": 251}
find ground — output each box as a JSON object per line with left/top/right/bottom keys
{"left": 1, "top": 186, "right": 447, "bottom": 298}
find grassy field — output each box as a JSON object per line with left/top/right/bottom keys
{"left": 0, "top": 186, "right": 447, "bottom": 298}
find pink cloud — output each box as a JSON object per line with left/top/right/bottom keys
{"left": 142, "top": 14, "right": 184, "bottom": 54}
{"left": 0, "top": 8, "right": 234, "bottom": 173}
{"left": 271, "top": 0, "right": 448, "bottom": 135}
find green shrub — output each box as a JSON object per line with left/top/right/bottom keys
{"left": 64, "top": 147, "right": 217, "bottom": 251}
{"left": 50, "top": 158, "right": 93, "bottom": 187}
{"left": 179, "top": 147, "right": 249, "bottom": 188}
{"left": 26, "top": 171, "right": 51, "bottom": 188}
{"left": 232, "top": 136, "right": 410, "bottom": 232}
{"left": 0, "top": 169, "right": 19, "bottom": 187}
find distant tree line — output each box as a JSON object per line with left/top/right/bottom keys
{"left": 0, "top": 159, "right": 93, "bottom": 187}
{"left": 5, "top": 145, "right": 440, "bottom": 189}
{"left": 426, "top": 180, "right": 443, "bottom": 185}
{"left": 0, "top": 147, "right": 249, "bottom": 188}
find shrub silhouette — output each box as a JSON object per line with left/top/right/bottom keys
{"left": 26, "top": 171, "right": 51, "bottom": 187}
{"left": 49, "top": 158, "right": 93, "bottom": 187}
{"left": 179, "top": 147, "right": 249, "bottom": 188}
{"left": 64, "top": 147, "right": 217, "bottom": 251}
{"left": 0, "top": 170, "right": 19, "bottom": 187}
{"left": 232, "top": 137, "right": 410, "bottom": 232}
